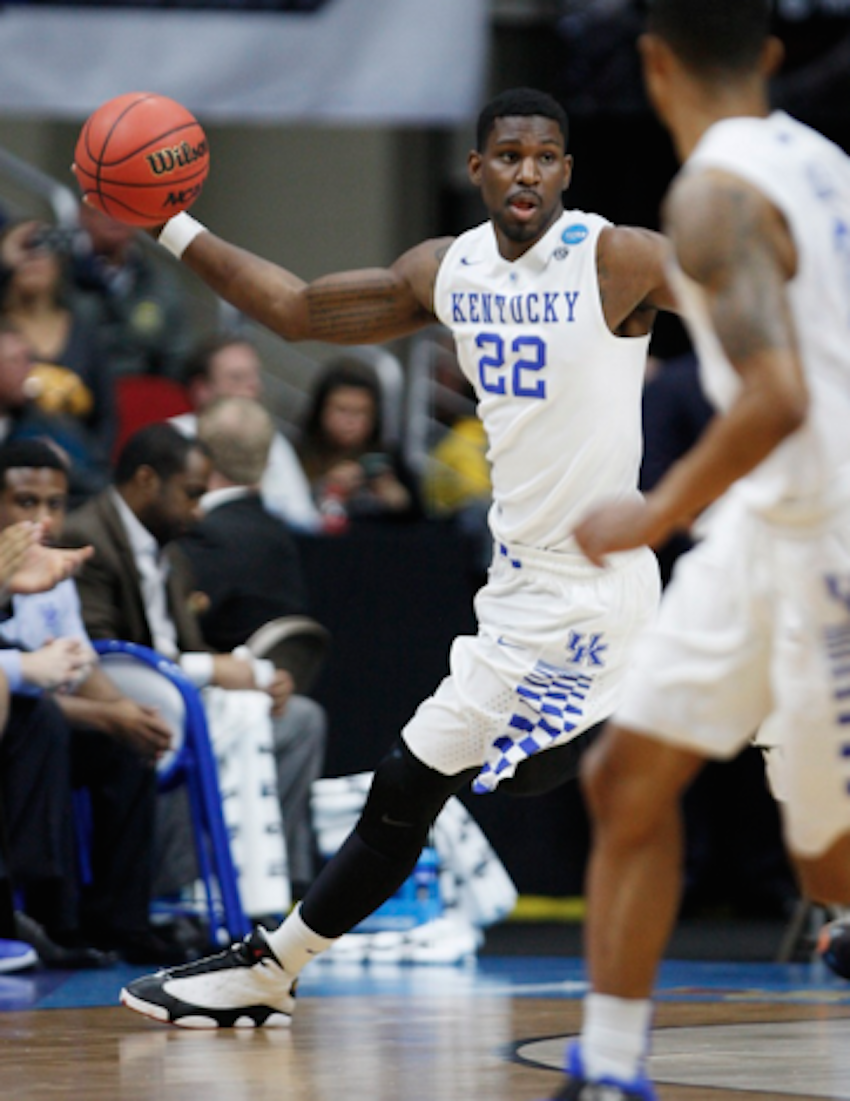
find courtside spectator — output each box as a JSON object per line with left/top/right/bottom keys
{"left": 173, "top": 334, "right": 320, "bottom": 532}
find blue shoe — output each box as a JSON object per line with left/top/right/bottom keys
{"left": 0, "top": 937, "right": 38, "bottom": 974}
{"left": 547, "top": 1043, "right": 658, "bottom": 1100}
{"left": 818, "top": 917, "right": 850, "bottom": 980}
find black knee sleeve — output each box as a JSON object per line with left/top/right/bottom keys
{"left": 356, "top": 741, "right": 476, "bottom": 860}
{"left": 301, "top": 742, "right": 476, "bottom": 938}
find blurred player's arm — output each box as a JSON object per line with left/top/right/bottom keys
{"left": 575, "top": 170, "right": 806, "bottom": 564}
{"left": 168, "top": 225, "right": 453, "bottom": 345}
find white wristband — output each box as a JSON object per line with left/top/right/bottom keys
{"left": 158, "top": 212, "right": 207, "bottom": 259}
{"left": 252, "top": 657, "right": 277, "bottom": 690}
{"left": 179, "top": 651, "right": 215, "bottom": 689}
{"left": 232, "top": 646, "right": 277, "bottom": 690}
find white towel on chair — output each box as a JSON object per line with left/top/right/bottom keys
{"left": 204, "top": 687, "right": 291, "bottom": 917}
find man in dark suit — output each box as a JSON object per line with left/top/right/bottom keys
{"left": 181, "top": 399, "right": 311, "bottom": 651}
{"left": 180, "top": 398, "right": 328, "bottom": 896}
{"left": 64, "top": 421, "right": 325, "bottom": 900}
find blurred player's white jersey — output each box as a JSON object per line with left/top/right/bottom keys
{"left": 672, "top": 111, "right": 850, "bottom": 512}
{"left": 434, "top": 210, "right": 650, "bottom": 555}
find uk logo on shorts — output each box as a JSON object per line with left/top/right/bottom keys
{"left": 562, "top": 224, "right": 589, "bottom": 246}
{"left": 566, "top": 630, "right": 607, "bottom": 667}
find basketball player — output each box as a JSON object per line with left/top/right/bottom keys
{"left": 552, "top": 2, "right": 850, "bottom": 1098}
{"left": 120, "top": 86, "right": 677, "bottom": 1027}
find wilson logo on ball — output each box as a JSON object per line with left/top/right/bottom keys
{"left": 72, "top": 92, "right": 211, "bottom": 227}
{"left": 146, "top": 139, "right": 209, "bottom": 177}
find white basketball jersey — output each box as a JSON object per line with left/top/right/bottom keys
{"left": 433, "top": 210, "right": 650, "bottom": 554}
{"left": 673, "top": 111, "right": 850, "bottom": 510}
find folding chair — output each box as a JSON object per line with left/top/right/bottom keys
{"left": 244, "top": 615, "right": 331, "bottom": 695}
{"left": 92, "top": 640, "right": 250, "bottom": 947}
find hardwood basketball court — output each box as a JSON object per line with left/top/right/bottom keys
{"left": 1, "top": 950, "right": 849, "bottom": 1099}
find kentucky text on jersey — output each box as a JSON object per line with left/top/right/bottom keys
{"left": 451, "top": 290, "right": 581, "bottom": 326}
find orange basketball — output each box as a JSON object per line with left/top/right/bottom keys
{"left": 73, "top": 92, "right": 210, "bottom": 227}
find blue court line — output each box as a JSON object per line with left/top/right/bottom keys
{"left": 0, "top": 957, "right": 848, "bottom": 1014}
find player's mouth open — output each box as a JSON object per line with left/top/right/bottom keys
{"left": 508, "top": 195, "right": 539, "bottom": 220}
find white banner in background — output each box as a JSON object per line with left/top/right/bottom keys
{"left": 0, "top": 0, "right": 488, "bottom": 123}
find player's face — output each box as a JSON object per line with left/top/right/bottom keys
{"left": 469, "top": 116, "right": 572, "bottom": 259}
{"left": 0, "top": 468, "right": 68, "bottom": 544}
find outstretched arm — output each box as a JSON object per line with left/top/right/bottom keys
{"left": 576, "top": 170, "right": 805, "bottom": 564}
{"left": 162, "top": 217, "right": 453, "bottom": 346}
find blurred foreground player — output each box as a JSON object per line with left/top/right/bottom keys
{"left": 562, "top": 1, "right": 850, "bottom": 1097}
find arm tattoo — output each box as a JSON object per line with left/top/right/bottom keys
{"left": 675, "top": 183, "right": 794, "bottom": 363}
{"left": 305, "top": 273, "right": 412, "bottom": 341}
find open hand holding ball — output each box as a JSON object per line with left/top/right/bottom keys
{"left": 73, "top": 92, "right": 209, "bottom": 227}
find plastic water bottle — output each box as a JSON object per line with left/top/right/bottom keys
{"left": 413, "top": 846, "right": 442, "bottom": 920}
{"left": 319, "top": 483, "right": 349, "bottom": 535}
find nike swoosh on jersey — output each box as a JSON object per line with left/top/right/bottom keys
{"left": 460, "top": 257, "right": 482, "bottom": 266}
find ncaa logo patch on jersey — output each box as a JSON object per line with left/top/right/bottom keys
{"left": 562, "top": 224, "right": 589, "bottom": 246}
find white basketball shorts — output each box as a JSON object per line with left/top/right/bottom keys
{"left": 401, "top": 540, "right": 660, "bottom": 788}
{"left": 615, "top": 491, "right": 850, "bottom": 858}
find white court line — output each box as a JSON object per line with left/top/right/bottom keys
{"left": 518, "top": 1018, "right": 850, "bottom": 1099}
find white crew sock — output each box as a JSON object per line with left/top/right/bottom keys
{"left": 581, "top": 993, "right": 653, "bottom": 1083}
{"left": 266, "top": 904, "right": 337, "bottom": 975}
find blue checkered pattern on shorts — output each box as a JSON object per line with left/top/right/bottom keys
{"left": 823, "top": 615, "right": 850, "bottom": 794}
{"left": 473, "top": 661, "right": 593, "bottom": 794}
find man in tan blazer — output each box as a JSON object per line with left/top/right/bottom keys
{"left": 64, "top": 469, "right": 204, "bottom": 650}
{"left": 64, "top": 423, "right": 291, "bottom": 697}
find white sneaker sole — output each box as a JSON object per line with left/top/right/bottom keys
{"left": 119, "top": 987, "right": 292, "bottom": 1029}
{"left": 0, "top": 946, "right": 37, "bottom": 974}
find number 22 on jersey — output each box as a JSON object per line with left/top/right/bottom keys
{"left": 475, "top": 333, "right": 547, "bottom": 399}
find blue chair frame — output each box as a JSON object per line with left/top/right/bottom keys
{"left": 93, "top": 640, "right": 250, "bottom": 946}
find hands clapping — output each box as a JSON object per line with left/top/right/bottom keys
{"left": 0, "top": 521, "right": 94, "bottom": 597}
